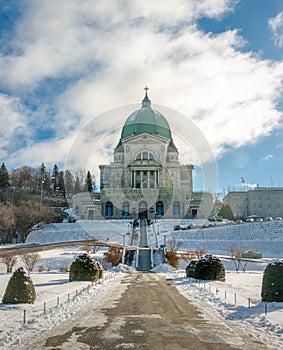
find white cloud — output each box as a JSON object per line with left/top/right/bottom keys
{"left": 260, "top": 154, "right": 273, "bottom": 162}
{"left": 269, "top": 11, "right": 283, "bottom": 48}
{"left": 0, "top": 0, "right": 282, "bottom": 176}
{"left": 0, "top": 94, "right": 30, "bottom": 159}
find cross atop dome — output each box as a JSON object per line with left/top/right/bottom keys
{"left": 142, "top": 86, "right": 151, "bottom": 107}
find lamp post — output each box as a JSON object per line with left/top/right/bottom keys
{"left": 121, "top": 234, "right": 126, "bottom": 264}
{"left": 130, "top": 208, "right": 137, "bottom": 245}
{"left": 40, "top": 178, "right": 45, "bottom": 209}
{"left": 163, "top": 234, "right": 167, "bottom": 248}
{"left": 149, "top": 207, "right": 155, "bottom": 223}
{"left": 155, "top": 212, "right": 158, "bottom": 222}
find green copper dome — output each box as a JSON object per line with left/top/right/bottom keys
{"left": 121, "top": 88, "right": 172, "bottom": 141}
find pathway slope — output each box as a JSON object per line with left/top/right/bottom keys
{"left": 18, "top": 273, "right": 274, "bottom": 350}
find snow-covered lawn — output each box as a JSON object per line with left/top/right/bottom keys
{"left": 0, "top": 220, "right": 282, "bottom": 348}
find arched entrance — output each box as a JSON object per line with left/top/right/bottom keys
{"left": 138, "top": 201, "right": 148, "bottom": 219}
{"left": 105, "top": 201, "right": 113, "bottom": 217}
{"left": 156, "top": 201, "right": 164, "bottom": 216}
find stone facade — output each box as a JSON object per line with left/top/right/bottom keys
{"left": 72, "top": 89, "right": 214, "bottom": 220}
{"left": 223, "top": 187, "right": 283, "bottom": 219}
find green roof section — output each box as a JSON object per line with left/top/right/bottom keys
{"left": 121, "top": 88, "right": 172, "bottom": 141}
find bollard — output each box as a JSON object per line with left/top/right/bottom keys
{"left": 225, "top": 291, "right": 227, "bottom": 299}
{"left": 76, "top": 290, "right": 78, "bottom": 296}
{"left": 23, "top": 309, "right": 27, "bottom": 324}
{"left": 248, "top": 297, "right": 251, "bottom": 308}
{"left": 68, "top": 293, "right": 70, "bottom": 301}
{"left": 44, "top": 302, "right": 46, "bottom": 313}
{"left": 234, "top": 293, "right": 237, "bottom": 304}
{"left": 57, "top": 296, "right": 60, "bottom": 306}
{"left": 265, "top": 303, "right": 267, "bottom": 315}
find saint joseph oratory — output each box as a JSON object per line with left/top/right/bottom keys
{"left": 73, "top": 88, "right": 213, "bottom": 220}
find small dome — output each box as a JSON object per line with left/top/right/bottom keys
{"left": 121, "top": 88, "right": 172, "bottom": 141}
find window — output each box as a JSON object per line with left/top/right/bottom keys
{"left": 122, "top": 202, "right": 130, "bottom": 217}
{"left": 173, "top": 201, "right": 180, "bottom": 216}
{"left": 105, "top": 201, "right": 113, "bottom": 217}
{"left": 156, "top": 201, "right": 164, "bottom": 216}
{"left": 135, "top": 152, "right": 155, "bottom": 161}
{"left": 88, "top": 210, "right": 94, "bottom": 220}
{"left": 142, "top": 152, "right": 148, "bottom": 160}
{"left": 138, "top": 201, "right": 147, "bottom": 219}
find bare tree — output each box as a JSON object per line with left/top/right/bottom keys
{"left": 15, "top": 199, "right": 61, "bottom": 242}
{"left": 1, "top": 253, "right": 17, "bottom": 273}
{"left": 195, "top": 248, "right": 207, "bottom": 259}
{"left": 10, "top": 166, "right": 33, "bottom": 191}
{"left": 21, "top": 253, "right": 40, "bottom": 272}
{"left": 180, "top": 248, "right": 207, "bottom": 262}
{"left": 168, "top": 239, "right": 182, "bottom": 251}
{"left": 228, "top": 246, "right": 249, "bottom": 272}
{"left": 0, "top": 200, "right": 16, "bottom": 243}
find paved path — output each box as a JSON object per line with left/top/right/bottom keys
{"left": 19, "top": 273, "right": 272, "bottom": 350}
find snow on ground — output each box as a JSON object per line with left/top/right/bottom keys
{"left": 153, "top": 261, "right": 283, "bottom": 348}
{"left": 26, "top": 219, "right": 283, "bottom": 258}
{"left": 0, "top": 220, "right": 283, "bottom": 348}
{"left": 0, "top": 247, "right": 124, "bottom": 349}
{"left": 174, "top": 274, "right": 283, "bottom": 349}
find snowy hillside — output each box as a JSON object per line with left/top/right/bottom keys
{"left": 26, "top": 219, "right": 283, "bottom": 258}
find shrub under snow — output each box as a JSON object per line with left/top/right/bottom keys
{"left": 185, "top": 259, "right": 198, "bottom": 278}
{"left": 194, "top": 255, "right": 225, "bottom": 281}
{"left": 69, "top": 253, "right": 103, "bottom": 282}
{"left": 2, "top": 267, "right": 36, "bottom": 304}
{"left": 261, "top": 259, "right": 283, "bottom": 302}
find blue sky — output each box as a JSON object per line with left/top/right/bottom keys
{"left": 0, "top": 0, "right": 283, "bottom": 195}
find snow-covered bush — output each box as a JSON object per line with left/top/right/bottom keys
{"left": 69, "top": 253, "right": 102, "bottom": 282}
{"left": 2, "top": 267, "right": 36, "bottom": 304}
{"left": 185, "top": 259, "right": 198, "bottom": 278}
{"left": 194, "top": 255, "right": 225, "bottom": 281}
{"left": 261, "top": 259, "right": 283, "bottom": 302}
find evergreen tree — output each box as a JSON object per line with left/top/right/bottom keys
{"left": 86, "top": 170, "right": 93, "bottom": 192}
{"left": 64, "top": 169, "right": 74, "bottom": 196}
{"left": 2, "top": 267, "right": 36, "bottom": 304}
{"left": 52, "top": 164, "right": 59, "bottom": 193}
{"left": 0, "top": 163, "right": 10, "bottom": 190}
{"left": 69, "top": 253, "right": 102, "bottom": 282}
{"left": 261, "top": 260, "right": 283, "bottom": 302}
{"left": 57, "top": 171, "right": 65, "bottom": 197}
{"left": 194, "top": 255, "right": 225, "bottom": 281}
{"left": 73, "top": 175, "right": 81, "bottom": 194}
{"left": 39, "top": 162, "right": 50, "bottom": 193}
